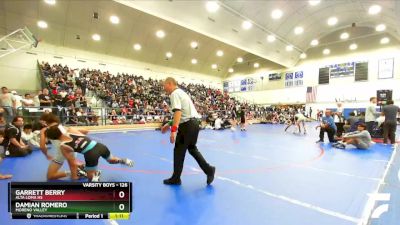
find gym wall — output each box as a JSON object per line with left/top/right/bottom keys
{"left": 228, "top": 46, "right": 400, "bottom": 105}
{"left": 0, "top": 42, "right": 223, "bottom": 92}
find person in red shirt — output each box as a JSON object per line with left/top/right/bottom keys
{"left": 128, "top": 99, "right": 134, "bottom": 108}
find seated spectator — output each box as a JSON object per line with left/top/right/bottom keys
{"left": 343, "top": 112, "right": 358, "bottom": 133}
{"left": 21, "top": 93, "right": 35, "bottom": 107}
{"left": 334, "top": 112, "right": 345, "bottom": 137}
{"left": 66, "top": 108, "right": 79, "bottom": 125}
{"left": 87, "top": 111, "right": 99, "bottom": 126}
{"left": 21, "top": 124, "right": 40, "bottom": 148}
{"left": 39, "top": 88, "right": 52, "bottom": 108}
{"left": 76, "top": 108, "right": 89, "bottom": 126}
{"left": 2, "top": 116, "right": 32, "bottom": 157}
{"left": 138, "top": 116, "right": 146, "bottom": 124}
{"left": 108, "top": 109, "right": 119, "bottom": 125}
{"left": 0, "top": 109, "right": 6, "bottom": 130}
{"left": 0, "top": 129, "right": 12, "bottom": 179}
{"left": 333, "top": 124, "right": 372, "bottom": 150}
{"left": 315, "top": 110, "right": 337, "bottom": 143}
{"left": 214, "top": 116, "right": 223, "bottom": 130}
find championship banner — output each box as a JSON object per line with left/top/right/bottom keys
{"left": 294, "top": 71, "right": 303, "bottom": 86}
{"left": 285, "top": 72, "right": 294, "bottom": 87}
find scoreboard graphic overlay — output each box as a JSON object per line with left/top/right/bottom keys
{"left": 8, "top": 182, "right": 132, "bottom": 220}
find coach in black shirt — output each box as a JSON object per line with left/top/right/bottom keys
{"left": 161, "top": 77, "right": 215, "bottom": 185}
{"left": 382, "top": 100, "right": 400, "bottom": 145}
{"left": 2, "top": 116, "right": 32, "bottom": 157}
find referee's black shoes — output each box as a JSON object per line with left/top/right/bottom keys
{"left": 207, "top": 166, "right": 216, "bottom": 185}
{"left": 163, "top": 178, "right": 182, "bottom": 185}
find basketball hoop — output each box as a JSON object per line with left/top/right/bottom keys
{"left": 0, "top": 27, "right": 39, "bottom": 58}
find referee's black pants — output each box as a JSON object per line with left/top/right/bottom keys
{"left": 171, "top": 119, "right": 212, "bottom": 179}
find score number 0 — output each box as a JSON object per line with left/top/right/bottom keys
{"left": 118, "top": 190, "right": 126, "bottom": 211}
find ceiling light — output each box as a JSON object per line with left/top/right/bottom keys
{"left": 44, "top": 0, "right": 56, "bottom": 5}
{"left": 216, "top": 50, "right": 224, "bottom": 57}
{"left": 190, "top": 41, "right": 198, "bottom": 49}
{"left": 191, "top": 59, "right": 198, "bottom": 64}
{"left": 309, "top": 0, "right": 321, "bottom": 6}
{"left": 310, "top": 39, "right": 319, "bottom": 46}
{"left": 211, "top": 64, "right": 218, "bottom": 69}
{"left": 294, "top": 26, "right": 304, "bottom": 35}
{"left": 228, "top": 68, "right": 234, "bottom": 73}
{"left": 37, "top": 20, "right": 48, "bottom": 29}
{"left": 156, "top": 30, "right": 165, "bottom": 38}
{"left": 300, "top": 53, "right": 307, "bottom": 59}
{"left": 368, "top": 5, "right": 381, "bottom": 15}
{"left": 380, "top": 37, "right": 390, "bottom": 44}
{"left": 166, "top": 52, "right": 172, "bottom": 58}
{"left": 92, "top": 34, "right": 101, "bottom": 41}
{"left": 254, "top": 63, "right": 260, "bottom": 68}
{"left": 206, "top": 1, "right": 220, "bottom": 13}
{"left": 237, "top": 57, "right": 243, "bottom": 63}
{"left": 242, "top": 20, "right": 252, "bottom": 30}
{"left": 327, "top": 17, "right": 338, "bottom": 26}
{"left": 349, "top": 43, "right": 358, "bottom": 50}
{"left": 340, "top": 32, "right": 349, "bottom": 40}
{"left": 323, "top": 48, "right": 330, "bottom": 55}
{"left": 271, "top": 9, "right": 283, "bottom": 20}
{"left": 376, "top": 24, "right": 386, "bottom": 32}
{"left": 133, "top": 44, "right": 141, "bottom": 50}
{"left": 109, "top": 15, "right": 119, "bottom": 24}
{"left": 267, "top": 35, "right": 276, "bottom": 42}
{"left": 286, "top": 45, "right": 293, "bottom": 51}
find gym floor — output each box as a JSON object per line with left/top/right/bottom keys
{"left": 0, "top": 123, "right": 398, "bottom": 225}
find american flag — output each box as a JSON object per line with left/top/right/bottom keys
{"left": 306, "top": 86, "right": 317, "bottom": 103}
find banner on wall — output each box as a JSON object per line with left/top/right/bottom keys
{"left": 224, "top": 78, "right": 256, "bottom": 93}
{"left": 285, "top": 72, "right": 294, "bottom": 87}
{"left": 294, "top": 71, "right": 303, "bottom": 86}
{"left": 378, "top": 58, "right": 394, "bottom": 79}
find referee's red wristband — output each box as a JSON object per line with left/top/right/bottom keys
{"left": 171, "top": 125, "right": 178, "bottom": 133}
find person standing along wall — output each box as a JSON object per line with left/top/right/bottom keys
{"left": 0, "top": 87, "right": 16, "bottom": 124}
{"left": 365, "top": 97, "right": 380, "bottom": 134}
{"left": 382, "top": 100, "right": 399, "bottom": 145}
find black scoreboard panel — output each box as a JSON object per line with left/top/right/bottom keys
{"left": 355, "top": 62, "right": 368, "bottom": 81}
{"left": 318, "top": 67, "right": 329, "bottom": 84}
{"left": 377, "top": 90, "right": 393, "bottom": 106}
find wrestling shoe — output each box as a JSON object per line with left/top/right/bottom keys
{"left": 77, "top": 167, "right": 87, "bottom": 178}
{"left": 91, "top": 171, "right": 101, "bottom": 182}
{"left": 122, "top": 158, "right": 134, "bottom": 167}
{"left": 315, "top": 140, "right": 323, "bottom": 143}
{"left": 334, "top": 143, "right": 346, "bottom": 149}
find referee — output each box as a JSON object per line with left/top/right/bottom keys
{"left": 161, "top": 77, "right": 215, "bottom": 185}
